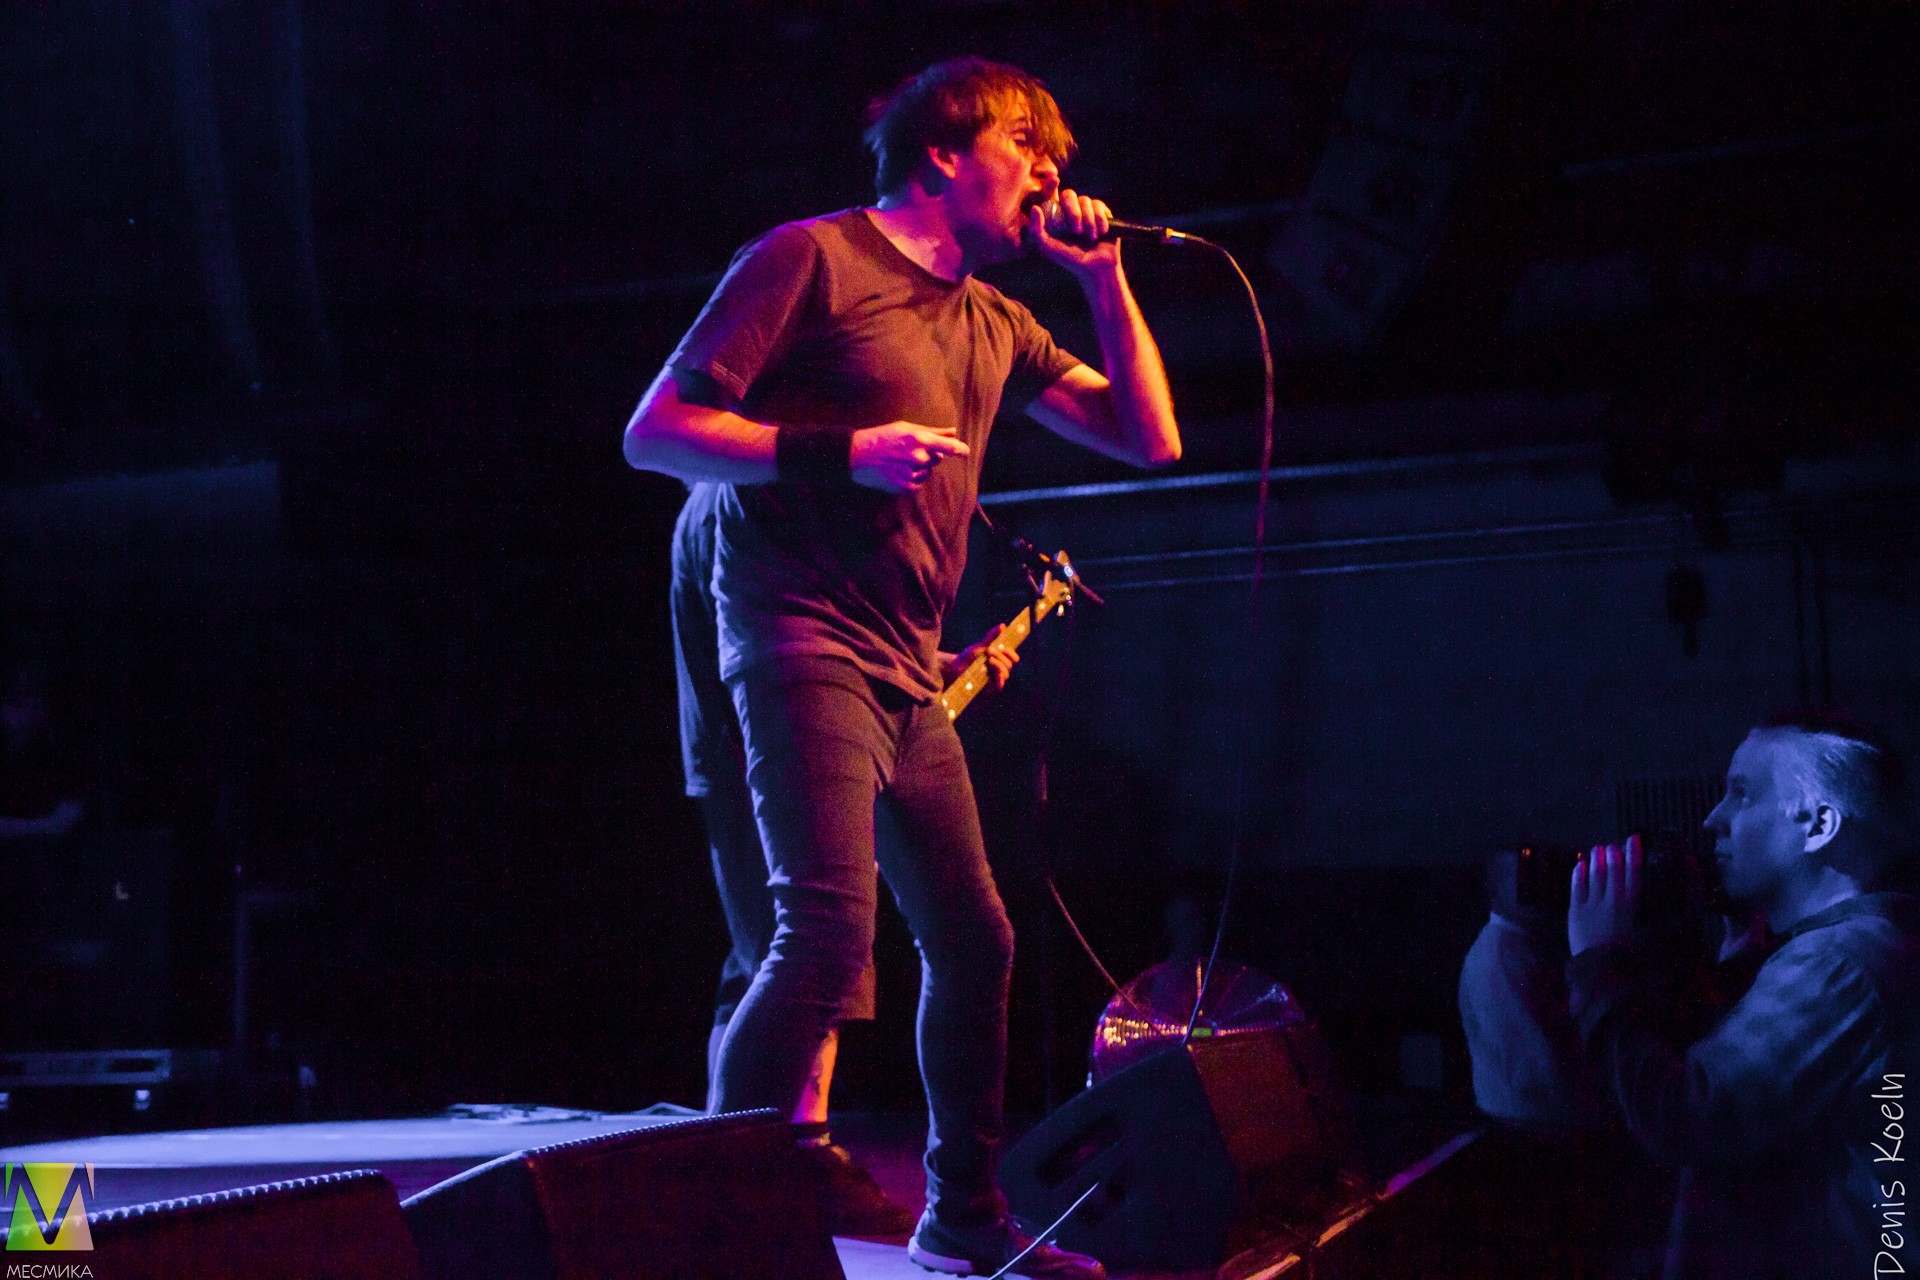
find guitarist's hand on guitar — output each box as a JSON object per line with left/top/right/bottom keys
{"left": 936, "top": 570, "right": 1068, "bottom": 721}
{"left": 941, "top": 624, "right": 1017, "bottom": 696}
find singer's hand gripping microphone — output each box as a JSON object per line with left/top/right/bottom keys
{"left": 1040, "top": 198, "right": 1193, "bottom": 247}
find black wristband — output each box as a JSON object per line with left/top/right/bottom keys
{"left": 774, "top": 425, "right": 856, "bottom": 485}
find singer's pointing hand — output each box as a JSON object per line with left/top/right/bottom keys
{"left": 1029, "top": 188, "right": 1120, "bottom": 274}
{"left": 851, "top": 421, "right": 969, "bottom": 494}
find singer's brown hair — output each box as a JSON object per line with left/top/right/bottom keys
{"left": 864, "top": 58, "right": 1076, "bottom": 199}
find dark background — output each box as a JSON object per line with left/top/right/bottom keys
{"left": 2, "top": 0, "right": 1915, "bottom": 1126}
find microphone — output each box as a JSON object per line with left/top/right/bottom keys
{"left": 973, "top": 503, "right": 1108, "bottom": 607}
{"left": 1099, "top": 218, "right": 1192, "bottom": 246}
{"left": 1039, "top": 199, "right": 1194, "bottom": 247}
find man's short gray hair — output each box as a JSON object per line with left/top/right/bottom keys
{"left": 1758, "top": 711, "right": 1910, "bottom": 883}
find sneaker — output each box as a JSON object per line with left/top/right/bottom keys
{"left": 796, "top": 1140, "right": 918, "bottom": 1236}
{"left": 907, "top": 1208, "right": 1107, "bottom": 1279}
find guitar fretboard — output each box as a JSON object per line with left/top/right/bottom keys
{"left": 937, "top": 573, "right": 1070, "bottom": 721}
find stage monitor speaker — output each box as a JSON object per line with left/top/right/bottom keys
{"left": 87, "top": 1168, "right": 423, "bottom": 1279}
{"left": 401, "top": 1107, "right": 844, "bottom": 1280}
{"left": 1001, "top": 1026, "right": 1346, "bottom": 1273}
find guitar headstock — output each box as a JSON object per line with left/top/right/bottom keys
{"left": 1033, "top": 552, "right": 1078, "bottom": 622}
{"left": 940, "top": 548, "right": 1083, "bottom": 722}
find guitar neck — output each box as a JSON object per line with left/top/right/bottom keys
{"left": 937, "top": 589, "right": 1063, "bottom": 722}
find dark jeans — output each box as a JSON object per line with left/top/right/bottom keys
{"left": 700, "top": 768, "right": 876, "bottom": 1111}
{"left": 715, "top": 654, "right": 1015, "bottom": 1225}
{"left": 674, "top": 488, "right": 874, "bottom": 1074}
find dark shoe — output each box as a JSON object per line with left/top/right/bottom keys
{"left": 796, "top": 1141, "right": 918, "bottom": 1236}
{"left": 907, "top": 1208, "right": 1107, "bottom": 1279}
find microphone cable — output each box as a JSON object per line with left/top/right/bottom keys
{"left": 1173, "top": 232, "right": 1276, "bottom": 1046}
{"left": 971, "top": 502, "right": 1128, "bottom": 1003}
{"left": 1033, "top": 595, "right": 1130, "bottom": 1003}
{"left": 964, "top": 229, "right": 1279, "bottom": 1261}
{"left": 984, "top": 1175, "right": 1109, "bottom": 1280}
{"left": 979, "top": 227, "right": 1280, "bottom": 1047}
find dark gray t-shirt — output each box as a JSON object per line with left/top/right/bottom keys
{"left": 667, "top": 208, "right": 1082, "bottom": 700}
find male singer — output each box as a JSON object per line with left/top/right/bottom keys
{"left": 623, "top": 57, "right": 1179, "bottom": 1278}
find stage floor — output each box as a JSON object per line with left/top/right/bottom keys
{"left": 2, "top": 1100, "right": 1467, "bottom": 1278}
{"left": 0, "top": 1107, "right": 938, "bottom": 1279}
